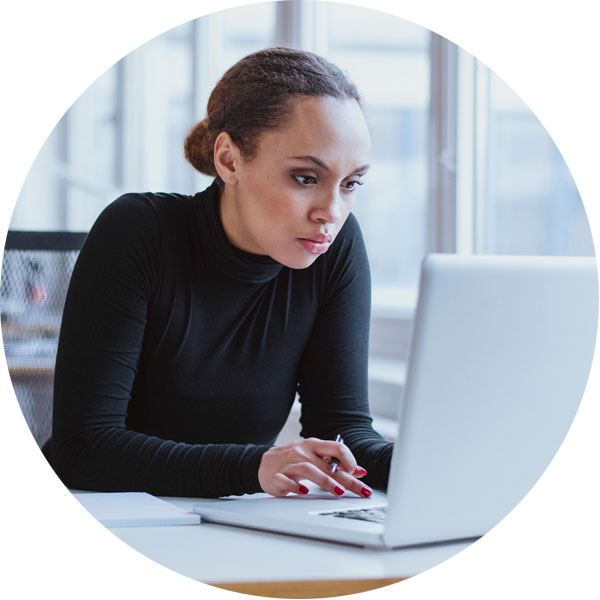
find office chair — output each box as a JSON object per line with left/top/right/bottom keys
{"left": 1, "top": 231, "right": 86, "bottom": 462}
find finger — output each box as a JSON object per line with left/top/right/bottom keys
{"left": 305, "top": 454, "right": 371, "bottom": 497}
{"left": 270, "top": 473, "right": 302, "bottom": 497}
{"left": 332, "top": 470, "right": 373, "bottom": 499}
{"left": 354, "top": 466, "right": 368, "bottom": 478}
{"left": 322, "top": 463, "right": 366, "bottom": 477}
{"left": 306, "top": 438, "right": 358, "bottom": 475}
{"left": 312, "top": 454, "right": 367, "bottom": 480}
{"left": 285, "top": 462, "right": 347, "bottom": 497}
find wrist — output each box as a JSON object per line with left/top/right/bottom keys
{"left": 248, "top": 445, "right": 275, "bottom": 494}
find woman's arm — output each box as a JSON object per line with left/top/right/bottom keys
{"left": 296, "top": 214, "right": 393, "bottom": 490}
{"left": 51, "top": 195, "right": 271, "bottom": 497}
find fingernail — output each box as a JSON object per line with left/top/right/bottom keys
{"left": 355, "top": 466, "right": 368, "bottom": 477}
{"left": 361, "top": 487, "right": 372, "bottom": 498}
{"left": 298, "top": 484, "right": 309, "bottom": 495}
{"left": 334, "top": 486, "right": 345, "bottom": 496}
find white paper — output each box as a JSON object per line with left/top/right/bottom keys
{"left": 73, "top": 492, "right": 201, "bottom": 527}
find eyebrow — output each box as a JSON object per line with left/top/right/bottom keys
{"left": 290, "top": 155, "right": 370, "bottom": 175}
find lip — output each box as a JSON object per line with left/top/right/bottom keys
{"left": 301, "top": 233, "right": 333, "bottom": 244}
{"left": 298, "top": 236, "right": 332, "bottom": 255}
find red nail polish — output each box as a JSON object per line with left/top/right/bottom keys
{"left": 334, "top": 486, "right": 345, "bottom": 496}
{"left": 298, "top": 484, "right": 309, "bottom": 495}
{"left": 355, "top": 467, "right": 368, "bottom": 476}
{"left": 361, "top": 487, "right": 372, "bottom": 498}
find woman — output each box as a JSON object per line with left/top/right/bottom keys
{"left": 51, "top": 47, "right": 393, "bottom": 499}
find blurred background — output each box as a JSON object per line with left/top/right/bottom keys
{"left": 2, "top": 0, "right": 595, "bottom": 446}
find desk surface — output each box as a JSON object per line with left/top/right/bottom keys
{"left": 106, "top": 495, "right": 473, "bottom": 595}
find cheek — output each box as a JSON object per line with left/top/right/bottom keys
{"left": 264, "top": 189, "right": 304, "bottom": 223}
{"left": 249, "top": 174, "right": 287, "bottom": 212}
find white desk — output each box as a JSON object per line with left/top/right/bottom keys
{"left": 106, "top": 494, "right": 474, "bottom": 597}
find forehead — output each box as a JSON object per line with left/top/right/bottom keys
{"left": 258, "top": 96, "right": 371, "bottom": 166}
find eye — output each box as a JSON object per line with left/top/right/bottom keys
{"left": 292, "top": 174, "right": 317, "bottom": 186}
{"left": 342, "top": 179, "right": 364, "bottom": 192}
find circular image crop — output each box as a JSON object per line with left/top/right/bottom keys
{"left": 1, "top": 2, "right": 597, "bottom": 598}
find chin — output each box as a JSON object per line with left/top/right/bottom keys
{"left": 277, "top": 253, "right": 319, "bottom": 270}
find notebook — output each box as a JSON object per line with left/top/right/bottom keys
{"left": 73, "top": 492, "right": 201, "bottom": 527}
{"left": 194, "top": 254, "right": 598, "bottom": 548}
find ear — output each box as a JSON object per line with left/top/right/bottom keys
{"left": 213, "top": 132, "right": 242, "bottom": 184}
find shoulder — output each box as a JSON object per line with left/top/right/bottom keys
{"left": 326, "top": 212, "right": 369, "bottom": 271}
{"left": 335, "top": 211, "right": 364, "bottom": 246}
{"left": 97, "top": 191, "right": 193, "bottom": 229}
{"left": 339, "top": 211, "right": 362, "bottom": 238}
{"left": 313, "top": 212, "right": 370, "bottom": 301}
{"left": 76, "top": 192, "right": 198, "bottom": 290}
{"left": 87, "top": 191, "right": 198, "bottom": 249}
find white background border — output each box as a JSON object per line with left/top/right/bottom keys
{"left": 1, "top": 1, "right": 598, "bottom": 598}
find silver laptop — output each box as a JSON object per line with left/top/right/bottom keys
{"left": 194, "top": 254, "right": 598, "bottom": 548}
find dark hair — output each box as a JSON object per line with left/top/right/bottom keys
{"left": 184, "top": 47, "right": 361, "bottom": 183}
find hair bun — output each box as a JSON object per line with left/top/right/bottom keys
{"left": 184, "top": 119, "right": 217, "bottom": 176}
{"left": 184, "top": 48, "right": 361, "bottom": 185}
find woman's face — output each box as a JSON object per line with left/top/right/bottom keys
{"left": 218, "top": 95, "right": 371, "bottom": 269}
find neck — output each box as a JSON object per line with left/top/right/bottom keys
{"left": 219, "top": 184, "right": 244, "bottom": 251}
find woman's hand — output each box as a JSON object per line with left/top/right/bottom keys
{"left": 258, "top": 437, "right": 372, "bottom": 498}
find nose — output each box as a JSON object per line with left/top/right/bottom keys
{"left": 309, "top": 186, "right": 343, "bottom": 225}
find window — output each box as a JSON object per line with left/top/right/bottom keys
{"left": 325, "top": 2, "right": 430, "bottom": 308}
{"left": 479, "top": 71, "right": 593, "bottom": 256}
{"left": 456, "top": 50, "right": 593, "bottom": 257}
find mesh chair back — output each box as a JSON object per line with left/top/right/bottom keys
{"left": 1, "top": 231, "right": 86, "bottom": 448}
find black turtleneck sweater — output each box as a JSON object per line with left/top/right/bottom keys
{"left": 52, "top": 181, "right": 392, "bottom": 497}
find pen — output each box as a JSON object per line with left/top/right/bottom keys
{"left": 330, "top": 434, "right": 343, "bottom": 474}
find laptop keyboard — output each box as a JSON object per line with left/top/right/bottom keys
{"left": 319, "top": 506, "right": 386, "bottom": 524}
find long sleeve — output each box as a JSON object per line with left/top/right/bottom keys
{"left": 52, "top": 184, "right": 392, "bottom": 498}
{"left": 52, "top": 194, "right": 271, "bottom": 497}
{"left": 297, "top": 214, "right": 393, "bottom": 489}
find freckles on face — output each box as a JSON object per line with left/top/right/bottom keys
{"left": 223, "top": 96, "right": 371, "bottom": 269}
